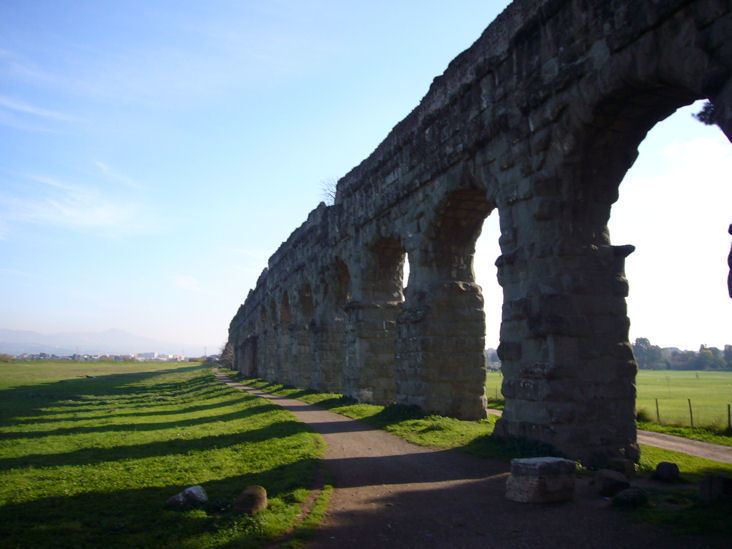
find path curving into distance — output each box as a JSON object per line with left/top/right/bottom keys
{"left": 214, "top": 372, "right": 725, "bottom": 548}
{"left": 485, "top": 410, "right": 732, "bottom": 464}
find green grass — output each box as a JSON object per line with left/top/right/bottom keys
{"left": 634, "top": 445, "right": 732, "bottom": 537}
{"left": 637, "top": 421, "right": 732, "bottom": 447}
{"left": 487, "top": 369, "right": 732, "bottom": 443}
{"left": 0, "top": 361, "right": 324, "bottom": 548}
{"left": 635, "top": 370, "right": 732, "bottom": 427}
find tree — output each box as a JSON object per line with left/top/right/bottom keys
{"left": 320, "top": 178, "right": 337, "bottom": 206}
{"left": 632, "top": 338, "right": 665, "bottom": 369}
{"left": 693, "top": 101, "right": 717, "bottom": 125}
{"left": 692, "top": 345, "right": 726, "bottom": 370}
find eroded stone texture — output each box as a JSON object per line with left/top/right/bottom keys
{"left": 505, "top": 457, "right": 576, "bottom": 503}
{"left": 227, "top": 0, "right": 732, "bottom": 466}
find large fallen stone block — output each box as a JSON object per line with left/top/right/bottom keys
{"left": 505, "top": 457, "right": 576, "bottom": 503}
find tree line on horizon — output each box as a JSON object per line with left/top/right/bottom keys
{"left": 633, "top": 338, "right": 732, "bottom": 371}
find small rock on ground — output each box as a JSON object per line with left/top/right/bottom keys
{"left": 612, "top": 487, "right": 649, "bottom": 508}
{"left": 596, "top": 469, "right": 630, "bottom": 497}
{"left": 166, "top": 485, "right": 208, "bottom": 509}
{"left": 653, "top": 462, "right": 680, "bottom": 483}
{"left": 234, "top": 485, "right": 268, "bottom": 515}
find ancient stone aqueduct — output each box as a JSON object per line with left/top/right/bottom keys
{"left": 227, "top": 0, "right": 732, "bottom": 466}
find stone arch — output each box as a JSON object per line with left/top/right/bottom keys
{"left": 265, "top": 297, "right": 281, "bottom": 381}
{"left": 223, "top": 1, "right": 732, "bottom": 466}
{"left": 298, "top": 282, "right": 316, "bottom": 321}
{"left": 280, "top": 292, "right": 292, "bottom": 325}
{"left": 334, "top": 257, "right": 351, "bottom": 307}
{"left": 312, "top": 258, "right": 351, "bottom": 392}
{"left": 357, "top": 236, "right": 407, "bottom": 301}
{"left": 397, "top": 184, "right": 494, "bottom": 419}
{"left": 425, "top": 187, "right": 494, "bottom": 282}
{"left": 239, "top": 325, "right": 259, "bottom": 378}
{"left": 345, "top": 236, "right": 406, "bottom": 403}
{"left": 494, "top": 19, "right": 732, "bottom": 466}
{"left": 256, "top": 305, "right": 271, "bottom": 380}
{"left": 294, "top": 281, "right": 316, "bottom": 388}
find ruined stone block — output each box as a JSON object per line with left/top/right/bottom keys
{"left": 505, "top": 457, "right": 576, "bottom": 503}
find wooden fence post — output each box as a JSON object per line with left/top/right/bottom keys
{"left": 727, "top": 403, "right": 731, "bottom": 432}
{"left": 688, "top": 398, "right": 694, "bottom": 428}
{"left": 655, "top": 398, "right": 660, "bottom": 423}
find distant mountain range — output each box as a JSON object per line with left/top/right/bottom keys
{"left": 0, "top": 328, "right": 206, "bottom": 357}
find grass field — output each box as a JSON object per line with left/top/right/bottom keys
{"left": 486, "top": 370, "right": 732, "bottom": 428}
{"left": 0, "top": 361, "right": 324, "bottom": 548}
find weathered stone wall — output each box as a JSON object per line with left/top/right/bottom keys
{"left": 227, "top": 0, "right": 732, "bottom": 467}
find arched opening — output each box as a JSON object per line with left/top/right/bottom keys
{"left": 345, "top": 236, "right": 405, "bottom": 403}
{"left": 257, "top": 305, "right": 269, "bottom": 379}
{"left": 334, "top": 257, "right": 351, "bottom": 307}
{"left": 431, "top": 188, "right": 492, "bottom": 282}
{"left": 299, "top": 283, "right": 315, "bottom": 321}
{"left": 362, "top": 236, "right": 406, "bottom": 301}
{"left": 279, "top": 291, "right": 294, "bottom": 384}
{"left": 280, "top": 292, "right": 292, "bottom": 325}
{"left": 473, "top": 212, "right": 503, "bottom": 405}
{"left": 314, "top": 258, "right": 351, "bottom": 393}
{"left": 269, "top": 299, "right": 277, "bottom": 325}
{"left": 296, "top": 282, "right": 316, "bottom": 388}
{"left": 397, "top": 187, "right": 493, "bottom": 419}
{"left": 608, "top": 100, "right": 732, "bottom": 421}
{"left": 266, "top": 298, "right": 278, "bottom": 380}
{"left": 496, "top": 82, "right": 732, "bottom": 466}
{"left": 609, "top": 100, "right": 732, "bottom": 348}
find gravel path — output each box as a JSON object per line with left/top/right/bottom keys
{"left": 487, "top": 409, "right": 732, "bottom": 464}
{"left": 215, "top": 372, "right": 725, "bottom": 548}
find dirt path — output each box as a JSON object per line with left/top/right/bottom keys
{"left": 215, "top": 373, "right": 724, "bottom": 548}
{"left": 487, "top": 409, "right": 732, "bottom": 464}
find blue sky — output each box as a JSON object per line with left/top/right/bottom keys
{"left": 1, "top": 1, "right": 730, "bottom": 353}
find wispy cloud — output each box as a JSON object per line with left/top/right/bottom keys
{"left": 0, "top": 95, "right": 76, "bottom": 122}
{"left": 0, "top": 109, "right": 66, "bottom": 134}
{"left": 172, "top": 273, "right": 224, "bottom": 298}
{"left": 0, "top": 173, "right": 156, "bottom": 237}
{"left": 94, "top": 161, "right": 145, "bottom": 190}
{"left": 0, "top": 5, "right": 333, "bottom": 108}
{"left": 0, "top": 267, "right": 42, "bottom": 280}
{"left": 173, "top": 274, "right": 202, "bottom": 292}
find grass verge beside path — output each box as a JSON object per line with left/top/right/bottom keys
{"left": 239, "top": 375, "right": 732, "bottom": 477}
{"left": 637, "top": 421, "right": 732, "bottom": 448}
{"left": 240, "top": 376, "right": 557, "bottom": 462}
{"left": 0, "top": 361, "right": 324, "bottom": 548}
{"left": 236, "top": 373, "right": 732, "bottom": 537}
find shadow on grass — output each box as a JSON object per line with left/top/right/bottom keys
{"left": 13, "top": 395, "right": 257, "bottom": 425}
{"left": 1, "top": 403, "right": 280, "bottom": 441}
{"left": 0, "top": 365, "right": 224, "bottom": 428}
{"left": 0, "top": 418, "right": 309, "bottom": 471}
{"left": 0, "top": 457, "right": 321, "bottom": 548}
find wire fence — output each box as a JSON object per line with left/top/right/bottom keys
{"left": 486, "top": 370, "right": 732, "bottom": 429}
